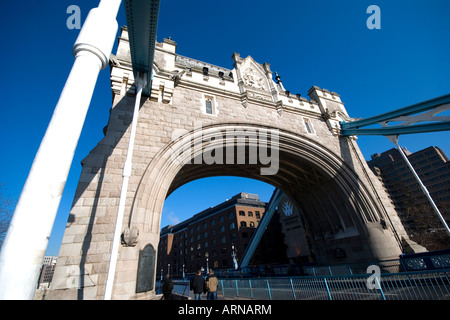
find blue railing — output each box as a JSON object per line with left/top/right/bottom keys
{"left": 214, "top": 250, "right": 450, "bottom": 278}
{"left": 217, "top": 269, "right": 450, "bottom": 300}
{"left": 303, "top": 250, "right": 450, "bottom": 276}
{"left": 155, "top": 280, "right": 190, "bottom": 298}
{"left": 154, "top": 251, "right": 450, "bottom": 300}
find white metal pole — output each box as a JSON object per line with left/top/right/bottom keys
{"left": 390, "top": 136, "right": 450, "bottom": 237}
{"left": 0, "top": 0, "right": 122, "bottom": 300}
{"left": 104, "top": 73, "right": 146, "bottom": 300}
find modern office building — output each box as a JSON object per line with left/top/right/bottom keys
{"left": 368, "top": 146, "right": 450, "bottom": 250}
{"left": 37, "top": 256, "right": 58, "bottom": 289}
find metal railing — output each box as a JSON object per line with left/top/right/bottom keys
{"left": 301, "top": 251, "right": 450, "bottom": 276}
{"left": 214, "top": 251, "right": 450, "bottom": 279}
{"left": 153, "top": 251, "right": 450, "bottom": 300}
{"left": 155, "top": 280, "right": 190, "bottom": 298}
{"left": 217, "top": 269, "right": 450, "bottom": 300}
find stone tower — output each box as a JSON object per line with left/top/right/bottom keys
{"left": 47, "top": 27, "right": 420, "bottom": 300}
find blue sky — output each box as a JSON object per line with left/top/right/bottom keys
{"left": 0, "top": 0, "right": 449, "bottom": 256}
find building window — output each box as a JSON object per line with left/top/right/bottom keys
{"left": 230, "top": 222, "right": 235, "bottom": 230}
{"left": 255, "top": 211, "right": 261, "bottom": 219}
{"left": 206, "top": 99, "right": 213, "bottom": 114}
{"left": 240, "top": 221, "right": 247, "bottom": 227}
{"left": 248, "top": 211, "right": 253, "bottom": 217}
{"left": 303, "top": 118, "right": 316, "bottom": 135}
{"left": 220, "top": 226, "right": 225, "bottom": 233}
{"left": 239, "top": 211, "right": 245, "bottom": 216}
{"left": 203, "top": 95, "right": 217, "bottom": 115}
{"left": 250, "top": 221, "right": 255, "bottom": 228}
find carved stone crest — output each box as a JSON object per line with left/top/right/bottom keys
{"left": 243, "top": 67, "right": 266, "bottom": 91}
{"left": 233, "top": 53, "right": 275, "bottom": 105}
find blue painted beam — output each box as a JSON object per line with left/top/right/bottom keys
{"left": 240, "top": 189, "right": 284, "bottom": 268}
{"left": 124, "top": 0, "right": 160, "bottom": 96}
{"left": 341, "top": 94, "right": 450, "bottom": 129}
{"left": 342, "top": 121, "right": 450, "bottom": 136}
{"left": 340, "top": 93, "right": 450, "bottom": 136}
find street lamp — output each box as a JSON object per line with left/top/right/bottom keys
{"left": 231, "top": 245, "right": 238, "bottom": 270}
{"left": 205, "top": 252, "right": 209, "bottom": 274}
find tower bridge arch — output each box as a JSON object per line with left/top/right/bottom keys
{"left": 47, "top": 28, "right": 421, "bottom": 300}
{"left": 130, "top": 121, "right": 401, "bottom": 258}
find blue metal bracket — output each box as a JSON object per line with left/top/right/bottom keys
{"left": 239, "top": 189, "right": 284, "bottom": 268}
{"left": 341, "top": 94, "right": 450, "bottom": 136}
{"left": 124, "top": 0, "right": 160, "bottom": 96}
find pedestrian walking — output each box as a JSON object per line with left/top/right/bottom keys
{"left": 162, "top": 274, "right": 173, "bottom": 300}
{"left": 205, "top": 269, "right": 218, "bottom": 300}
{"left": 191, "top": 269, "right": 205, "bottom": 300}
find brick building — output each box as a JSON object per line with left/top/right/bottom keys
{"left": 157, "top": 193, "right": 274, "bottom": 276}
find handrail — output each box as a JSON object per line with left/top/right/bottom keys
{"left": 217, "top": 269, "right": 450, "bottom": 300}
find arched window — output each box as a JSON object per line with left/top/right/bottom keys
{"left": 206, "top": 98, "right": 213, "bottom": 114}
{"left": 303, "top": 118, "right": 316, "bottom": 135}
{"left": 204, "top": 95, "right": 216, "bottom": 115}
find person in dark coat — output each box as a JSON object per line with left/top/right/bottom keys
{"left": 162, "top": 274, "right": 173, "bottom": 300}
{"left": 191, "top": 269, "right": 205, "bottom": 300}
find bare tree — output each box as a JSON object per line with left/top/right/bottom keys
{"left": 0, "top": 185, "right": 15, "bottom": 249}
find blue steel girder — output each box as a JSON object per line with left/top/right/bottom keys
{"left": 340, "top": 94, "right": 450, "bottom": 136}
{"left": 124, "top": 0, "right": 161, "bottom": 96}
{"left": 239, "top": 189, "right": 284, "bottom": 269}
